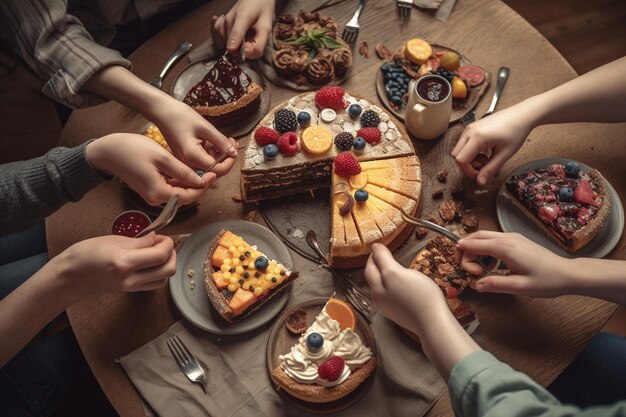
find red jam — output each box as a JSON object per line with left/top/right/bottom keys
{"left": 111, "top": 211, "right": 151, "bottom": 237}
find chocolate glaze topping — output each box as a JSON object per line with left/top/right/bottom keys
{"left": 184, "top": 54, "right": 252, "bottom": 107}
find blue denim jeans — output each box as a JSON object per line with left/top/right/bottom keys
{"left": 549, "top": 331, "right": 626, "bottom": 407}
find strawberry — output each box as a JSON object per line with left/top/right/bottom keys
{"left": 356, "top": 127, "right": 381, "bottom": 145}
{"left": 444, "top": 286, "right": 458, "bottom": 299}
{"left": 276, "top": 132, "right": 299, "bottom": 156}
{"left": 538, "top": 205, "right": 560, "bottom": 222}
{"left": 574, "top": 179, "right": 595, "bottom": 205}
{"left": 315, "top": 86, "right": 348, "bottom": 110}
{"left": 318, "top": 356, "right": 345, "bottom": 382}
{"left": 254, "top": 126, "right": 279, "bottom": 146}
{"left": 334, "top": 152, "right": 362, "bottom": 178}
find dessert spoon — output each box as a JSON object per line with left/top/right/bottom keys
{"left": 135, "top": 194, "right": 180, "bottom": 238}
{"left": 150, "top": 41, "right": 192, "bottom": 89}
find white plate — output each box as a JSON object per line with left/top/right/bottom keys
{"left": 497, "top": 158, "right": 624, "bottom": 259}
{"left": 171, "top": 60, "right": 271, "bottom": 138}
{"left": 169, "top": 220, "right": 293, "bottom": 335}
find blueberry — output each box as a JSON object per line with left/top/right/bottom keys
{"left": 565, "top": 161, "right": 580, "bottom": 177}
{"left": 254, "top": 256, "right": 269, "bottom": 271}
{"left": 195, "top": 169, "right": 205, "bottom": 177}
{"left": 349, "top": 104, "right": 362, "bottom": 118}
{"left": 381, "top": 63, "right": 391, "bottom": 73}
{"left": 385, "top": 86, "right": 393, "bottom": 98}
{"left": 559, "top": 186, "right": 574, "bottom": 202}
{"left": 306, "top": 332, "right": 324, "bottom": 351}
{"left": 353, "top": 137, "right": 366, "bottom": 150}
{"left": 354, "top": 189, "right": 369, "bottom": 202}
{"left": 391, "top": 95, "right": 402, "bottom": 105}
{"left": 263, "top": 144, "right": 279, "bottom": 160}
{"left": 297, "top": 111, "right": 311, "bottom": 127}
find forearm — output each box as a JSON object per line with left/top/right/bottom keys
{"left": 0, "top": 263, "right": 75, "bottom": 367}
{"left": 84, "top": 65, "right": 181, "bottom": 125}
{"left": 565, "top": 258, "right": 626, "bottom": 305}
{"left": 410, "top": 298, "right": 481, "bottom": 380}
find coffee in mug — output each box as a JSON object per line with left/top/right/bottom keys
{"left": 405, "top": 74, "right": 452, "bottom": 140}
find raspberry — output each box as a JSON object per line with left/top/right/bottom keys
{"left": 277, "top": 132, "right": 299, "bottom": 156}
{"left": 360, "top": 110, "right": 380, "bottom": 127}
{"left": 318, "top": 356, "right": 345, "bottom": 382}
{"left": 274, "top": 109, "right": 298, "bottom": 134}
{"left": 334, "top": 132, "right": 354, "bottom": 151}
{"left": 315, "top": 86, "right": 348, "bottom": 110}
{"left": 254, "top": 126, "right": 279, "bottom": 146}
{"left": 334, "top": 152, "right": 361, "bottom": 178}
{"left": 356, "top": 127, "right": 381, "bottom": 145}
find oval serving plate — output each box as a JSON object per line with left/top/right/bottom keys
{"left": 375, "top": 44, "right": 491, "bottom": 124}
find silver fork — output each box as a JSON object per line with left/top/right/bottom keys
{"left": 396, "top": 0, "right": 412, "bottom": 22}
{"left": 306, "top": 230, "right": 376, "bottom": 321}
{"left": 342, "top": 0, "right": 365, "bottom": 44}
{"left": 166, "top": 335, "right": 208, "bottom": 394}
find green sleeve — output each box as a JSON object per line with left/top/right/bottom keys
{"left": 449, "top": 350, "right": 626, "bottom": 417}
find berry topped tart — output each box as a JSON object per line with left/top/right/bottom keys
{"left": 204, "top": 230, "right": 298, "bottom": 323}
{"left": 183, "top": 54, "right": 263, "bottom": 127}
{"left": 504, "top": 161, "right": 612, "bottom": 253}
{"left": 409, "top": 234, "right": 481, "bottom": 334}
{"left": 271, "top": 298, "right": 376, "bottom": 403}
{"left": 241, "top": 86, "right": 422, "bottom": 267}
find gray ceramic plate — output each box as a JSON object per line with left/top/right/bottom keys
{"left": 497, "top": 158, "right": 624, "bottom": 259}
{"left": 171, "top": 59, "right": 271, "bottom": 138}
{"left": 169, "top": 220, "right": 293, "bottom": 335}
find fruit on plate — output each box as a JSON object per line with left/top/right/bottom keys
{"left": 272, "top": 298, "right": 376, "bottom": 403}
{"left": 504, "top": 162, "right": 612, "bottom": 252}
{"left": 302, "top": 125, "right": 334, "bottom": 155}
{"left": 451, "top": 77, "right": 468, "bottom": 99}
{"left": 204, "top": 230, "right": 299, "bottom": 323}
{"left": 404, "top": 38, "right": 433, "bottom": 65}
{"left": 439, "top": 51, "right": 461, "bottom": 71}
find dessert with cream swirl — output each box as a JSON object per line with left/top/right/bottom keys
{"left": 272, "top": 299, "right": 376, "bottom": 403}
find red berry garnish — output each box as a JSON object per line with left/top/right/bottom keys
{"left": 318, "top": 356, "right": 345, "bottom": 382}
{"left": 254, "top": 126, "right": 279, "bottom": 146}
{"left": 574, "top": 179, "right": 595, "bottom": 205}
{"left": 334, "top": 152, "right": 362, "bottom": 178}
{"left": 444, "top": 286, "right": 458, "bottom": 299}
{"left": 356, "top": 127, "right": 381, "bottom": 145}
{"left": 276, "top": 132, "right": 299, "bottom": 156}
{"left": 538, "top": 205, "right": 560, "bottom": 222}
{"left": 315, "top": 86, "right": 348, "bottom": 110}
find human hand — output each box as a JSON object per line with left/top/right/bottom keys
{"left": 364, "top": 243, "right": 449, "bottom": 335}
{"left": 151, "top": 99, "right": 238, "bottom": 173}
{"left": 86, "top": 133, "right": 217, "bottom": 206}
{"left": 212, "top": 0, "right": 276, "bottom": 59}
{"left": 451, "top": 105, "right": 534, "bottom": 186}
{"left": 52, "top": 233, "right": 175, "bottom": 301}
{"left": 455, "top": 231, "right": 572, "bottom": 297}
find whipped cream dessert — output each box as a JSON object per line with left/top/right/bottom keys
{"left": 279, "top": 307, "right": 372, "bottom": 387}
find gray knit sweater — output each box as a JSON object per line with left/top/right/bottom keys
{"left": 0, "top": 142, "right": 106, "bottom": 234}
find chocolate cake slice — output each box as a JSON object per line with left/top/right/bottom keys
{"left": 183, "top": 54, "right": 262, "bottom": 127}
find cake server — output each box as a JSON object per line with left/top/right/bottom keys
{"left": 401, "top": 210, "right": 502, "bottom": 271}
{"left": 135, "top": 194, "right": 180, "bottom": 238}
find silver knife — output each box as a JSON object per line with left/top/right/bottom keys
{"left": 461, "top": 66, "right": 510, "bottom": 126}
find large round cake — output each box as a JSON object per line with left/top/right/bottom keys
{"left": 241, "top": 87, "right": 422, "bottom": 267}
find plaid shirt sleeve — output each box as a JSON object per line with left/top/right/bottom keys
{"left": 0, "top": 0, "right": 131, "bottom": 108}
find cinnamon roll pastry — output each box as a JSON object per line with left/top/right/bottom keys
{"left": 306, "top": 56, "right": 335, "bottom": 85}
{"left": 332, "top": 46, "right": 352, "bottom": 77}
{"left": 272, "top": 48, "right": 296, "bottom": 76}
{"left": 289, "top": 49, "right": 309, "bottom": 74}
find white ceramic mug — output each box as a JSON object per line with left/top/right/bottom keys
{"left": 405, "top": 74, "right": 452, "bottom": 140}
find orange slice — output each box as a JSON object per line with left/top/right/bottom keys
{"left": 325, "top": 298, "right": 356, "bottom": 330}
{"left": 301, "top": 125, "right": 333, "bottom": 155}
{"left": 404, "top": 39, "right": 432, "bottom": 65}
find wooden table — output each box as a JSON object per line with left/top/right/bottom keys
{"left": 47, "top": 1, "right": 626, "bottom": 416}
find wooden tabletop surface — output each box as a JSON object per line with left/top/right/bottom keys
{"left": 47, "top": 0, "right": 626, "bottom": 416}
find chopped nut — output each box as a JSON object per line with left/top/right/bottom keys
{"left": 451, "top": 187, "right": 466, "bottom": 201}
{"left": 432, "top": 188, "right": 444, "bottom": 199}
{"left": 436, "top": 170, "right": 448, "bottom": 182}
{"left": 358, "top": 40, "right": 369, "bottom": 58}
{"left": 462, "top": 215, "right": 479, "bottom": 232}
{"left": 245, "top": 210, "right": 256, "bottom": 221}
{"left": 186, "top": 269, "right": 195, "bottom": 278}
{"left": 375, "top": 42, "right": 393, "bottom": 60}
{"left": 437, "top": 263, "right": 455, "bottom": 275}
{"left": 415, "top": 226, "right": 429, "bottom": 239}
{"left": 438, "top": 200, "right": 457, "bottom": 222}
{"left": 454, "top": 204, "right": 465, "bottom": 222}
{"left": 231, "top": 194, "right": 242, "bottom": 202}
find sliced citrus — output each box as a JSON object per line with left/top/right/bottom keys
{"left": 349, "top": 172, "right": 369, "bottom": 189}
{"left": 404, "top": 39, "right": 432, "bottom": 65}
{"left": 301, "top": 125, "right": 333, "bottom": 155}
{"left": 451, "top": 77, "right": 468, "bottom": 99}
{"left": 325, "top": 298, "right": 356, "bottom": 330}
{"left": 440, "top": 51, "right": 460, "bottom": 71}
